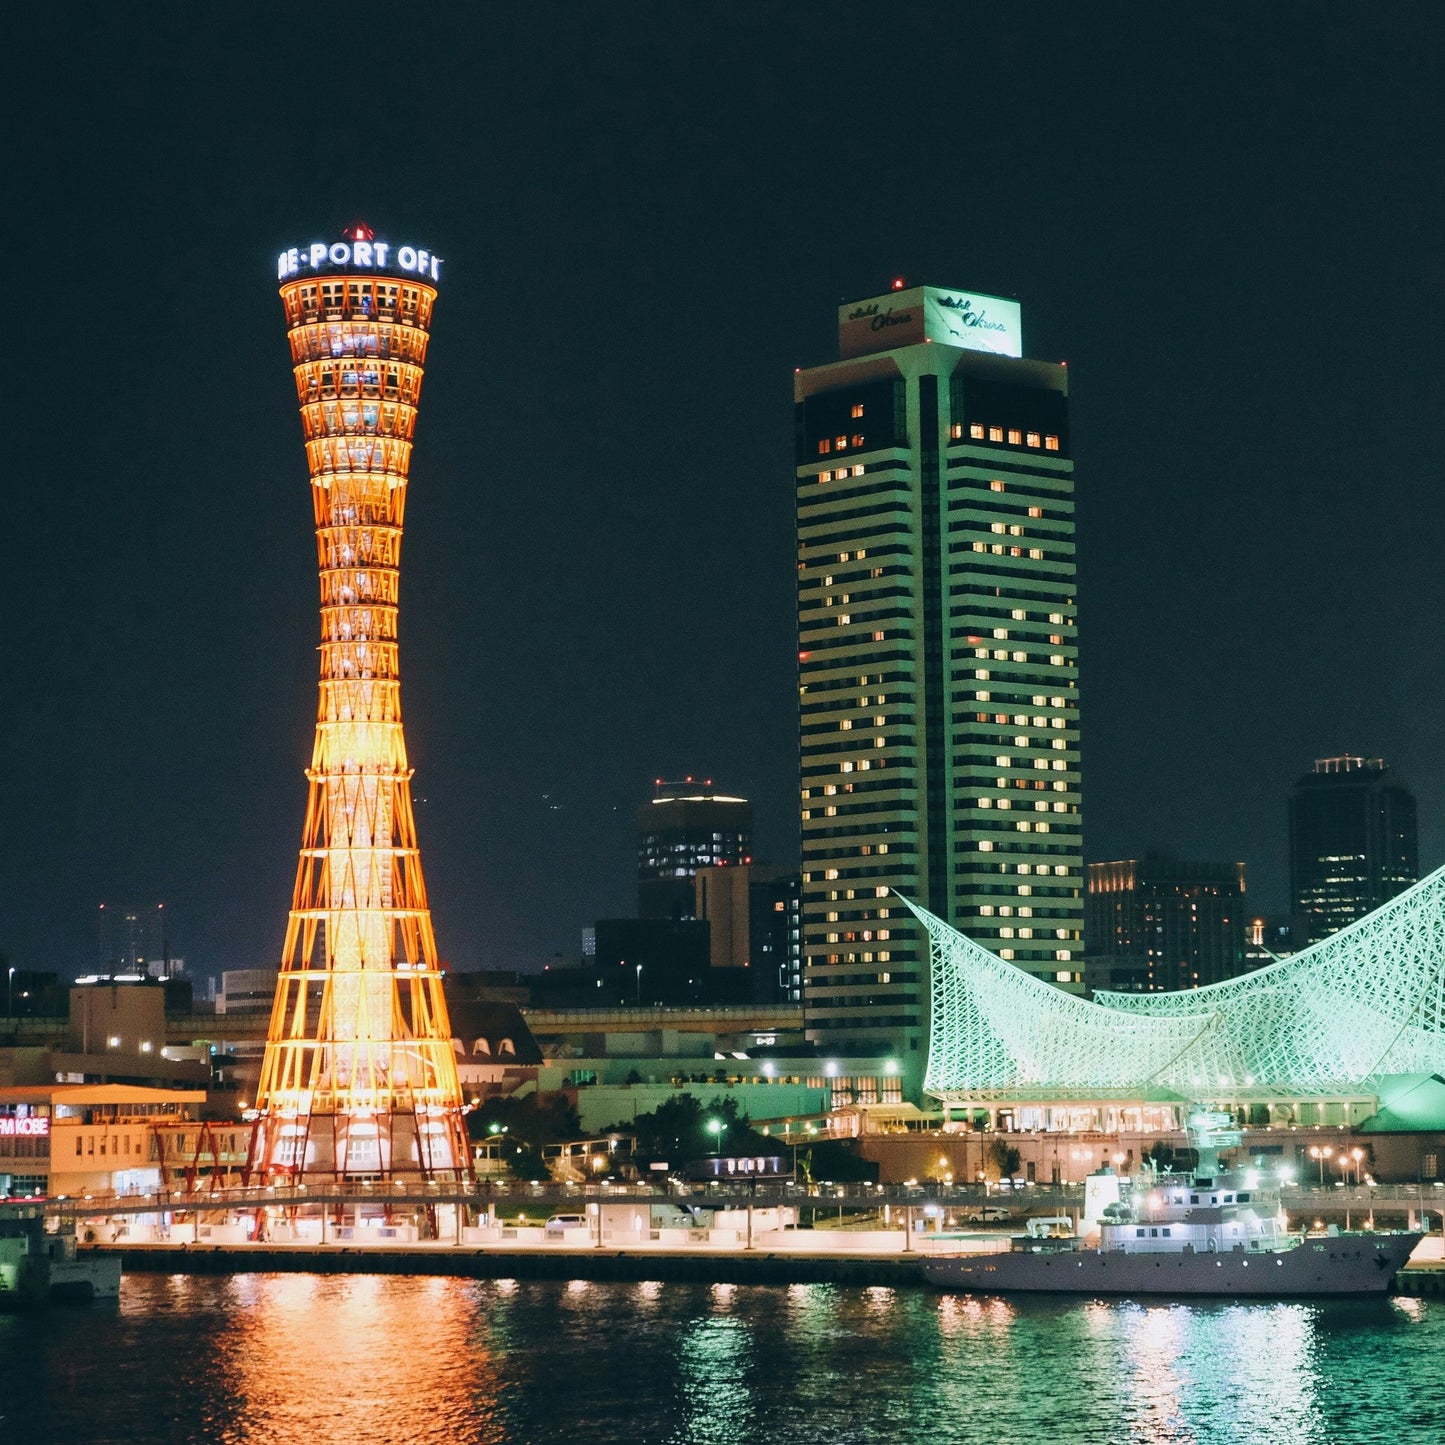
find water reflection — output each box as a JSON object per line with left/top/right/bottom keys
{"left": 4, "top": 1275, "right": 1440, "bottom": 1445}
{"left": 209, "top": 1275, "right": 504, "bottom": 1445}
{"left": 674, "top": 1313, "right": 755, "bottom": 1445}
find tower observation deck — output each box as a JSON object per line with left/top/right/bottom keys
{"left": 250, "top": 225, "right": 470, "bottom": 1182}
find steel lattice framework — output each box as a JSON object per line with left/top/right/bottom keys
{"left": 914, "top": 863, "right": 1445, "bottom": 1105}
{"left": 250, "top": 228, "right": 470, "bottom": 1183}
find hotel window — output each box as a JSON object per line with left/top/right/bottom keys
{"left": 835, "top": 435, "right": 848, "bottom": 449}
{"left": 988, "top": 426, "right": 1004, "bottom": 442}
{"left": 1026, "top": 432, "right": 1041, "bottom": 447}
{"left": 970, "top": 423, "right": 985, "bottom": 439}
{"left": 950, "top": 422, "right": 963, "bottom": 439}
{"left": 850, "top": 433, "right": 865, "bottom": 447}
{"left": 818, "top": 439, "right": 832, "bottom": 455}
{"left": 1007, "top": 429, "right": 1022, "bottom": 445}
{"left": 1045, "top": 435, "right": 1060, "bottom": 451}
{"left": 851, "top": 464, "right": 864, "bottom": 476}
{"left": 1029, "top": 506, "right": 1043, "bottom": 518}
{"left": 851, "top": 403, "right": 864, "bottom": 418}
{"left": 990, "top": 479, "right": 1005, "bottom": 492}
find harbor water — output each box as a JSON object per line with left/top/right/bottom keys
{"left": 2, "top": 1273, "right": 1442, "bottom": 1444}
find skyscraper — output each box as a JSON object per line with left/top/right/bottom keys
{"left": 1085, "top": 853, "right": 1247, "bottom": 993}
{"left": 636, "top": 779, "right": 752, "bottom": 919}
{"left": 250, "top": 226, "right": 469, "bottom": 1183}
{"left": 796, "top": 284, "right": 1082, "bottom": 1097}
{"left": 1289, "top": 755, "right": 1417, "bottom": 940}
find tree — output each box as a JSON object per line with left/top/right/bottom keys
{"left": 467, "top": 1093, "right": 580, "bottom": 1148}
{"left": 802, "top": 1138, "right": 879, "bottom": 1183}
{"left": 616, "top": 1093, "right": 772, "bottom": 1163}
{"left": 985, "top": 1138, "right": 1022, "bottom": 1181}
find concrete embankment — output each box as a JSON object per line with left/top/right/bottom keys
{"left": 111, "top": 1243, "right": 925, "bottom": 1288}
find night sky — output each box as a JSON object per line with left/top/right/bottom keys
{"left": 6, "top": 7, "right": 1444, "bottom": 987}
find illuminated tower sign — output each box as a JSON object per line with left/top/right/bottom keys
{"left": 250, "top": 224, "right": 470, "bottom": 1182}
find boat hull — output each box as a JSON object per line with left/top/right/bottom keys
{"left": 919, "top": 1234, "right": 1422, "bottom": 1298}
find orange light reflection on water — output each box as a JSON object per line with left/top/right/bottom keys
{"left": 202, "top": 1275, "right": 504, "bottom": 1445}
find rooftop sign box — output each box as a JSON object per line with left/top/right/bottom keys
{"left": 277, "top": 241, "right": 442, "bottom": 283}
{"left": 838, "top": 285, "right": 1022, "bottom": 360}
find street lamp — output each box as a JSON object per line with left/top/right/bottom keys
{"left": 6, "top": 966, "right": 13, "bottom": 1021}
{"left": 1309, "top": 1145, "right": 1333, "bottom": 1185}
{"left": 707, "top": 1118, "right": 725, "bottom": 1156}
{"left": 635, "top": 963, "right": 642, "bottom": 1006}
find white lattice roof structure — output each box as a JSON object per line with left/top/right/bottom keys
{"left": 913, "top": 864, "right": 1445, "bottom": 1105}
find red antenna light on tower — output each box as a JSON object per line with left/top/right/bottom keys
{"left": 891, "top": 277, "right": 905, "bottom": 291}
{"left": 344, "top": 220, "right": 375, "bottom": 241}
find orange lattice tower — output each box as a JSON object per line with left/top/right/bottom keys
{"left": 250, "top": 225, "right": 470, "bottom": 1182}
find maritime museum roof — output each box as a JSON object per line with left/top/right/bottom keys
{"left": 913, "top": 864, "right": 1445, "bottom": 1107}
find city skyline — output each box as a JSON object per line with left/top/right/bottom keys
{"left": 5, "top": 10, "right": 1445, "bottom": 985}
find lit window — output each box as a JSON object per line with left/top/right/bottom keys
{"left": 835, "top": 435, "right": 847, "bottom": 449}
{"left": 851, "top": 464, "right": 864, "bottom": 477}
{"left": 850, "top": 403, "right": 864, "bottom": 418}
{"left": 991, "top": 522, "right": 1006, "bottom": 534}
{"left": 1045, "top": 435, "right": 1060, "bottom": 451}
{"left": 990, "top": 480, "right": 1005, "bottom": 492}
{"left": 988, "top": 426, "right": 1003, "bottom": 442}
{"left": 1028, "top": 506, "right": 1043, "bottom": 518}
{"left": 1007, "top": 429, "right": 1022, "bottom": 445}
{"left": 950, "top": 422, "right": 963, "bottom": 439}
{"left": 818, "top": 439, "right": 831, "bottom": 455}
{"left": 969, "top": 423, "right": 985, "bottom": 439}
{"left": 1026, "top": 431, "right": 1041, "bottom": 447}
{"left": 839, "top": 718, "right": 852, "bottom": 730}
{"left": 1029, "top": 548, "right": 1044, "bottom": 559}
{"left": 872, "top": 630, "right": 885, "bottom": 641}
{"left": 850, "top": 434, "right": 865, "bottom": 447}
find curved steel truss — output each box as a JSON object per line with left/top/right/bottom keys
{"left": 914, "top": 864, "right": 1445, "bottom": 1103}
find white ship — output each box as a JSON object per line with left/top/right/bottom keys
{"left": 0, "top": 1206, "right": 122, "bottom": 1308}
{"left": 920, "top": 1113, "right": 1422, "bottom": 1298}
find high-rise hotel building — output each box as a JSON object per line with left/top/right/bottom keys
{"left": 796, "top": 284, "right": 1082, "bottom": 1097}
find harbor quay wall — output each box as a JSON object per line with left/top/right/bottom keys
{"left": 108, "top": 1243, "right": 924, "bottom": 1288}
{"left": 101, "top": 1242, "right": 1445, "bottom": 1294}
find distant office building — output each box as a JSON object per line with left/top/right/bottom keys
{"left": 796, "top": 282, "right": 1082, "bottom": 1098}
{"left": 96, "top": 903, "right": 179, "bottom": 978}
{"left": 636, "top": 779, "right": 752, "bottom": 919}
{"left": 215, "top": 969, "right": 280, "bottom": 1016}
{"left": 1086, "top": 853, "right": 1247, "bottom": 993}
{"left": 1289, "top": 756, "right": 1417, "bottom": 940}
{"left": 1242, "top": 914, "right": 1305, "bottom": 971}
{"left": 694, "top": 865, "right": 802, "bottom": 1004}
